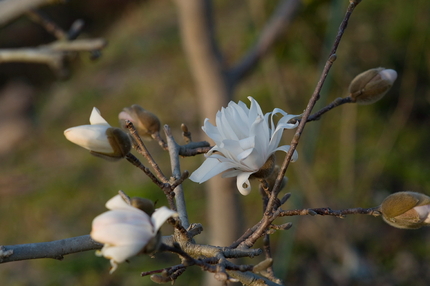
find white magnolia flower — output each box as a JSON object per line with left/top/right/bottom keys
{"left": 190, "top": 96, "right": 299, "bottom": 195}
{"left": 64, "top": 107, "right": 131, "bottom": 160}
{"left": 91, "top": 194, "right": 177, "bottom": 273}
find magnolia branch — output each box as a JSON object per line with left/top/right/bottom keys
{"left": 0, "top": 235, "right": 102, "bottom": 264}
{"left": 125, "top": 120, "right": 169, "bottom": 183}
{"left": 279, "top": 207, "right": 381, "bottom": 218}
{"left": 266, "top": 0, "right": 361, "bottom": 215}
{"left": 164, "top": 125, "right": 190, "bottom": 229}
{"left": 291, "top": 96, "right": 354, "bottom": 124}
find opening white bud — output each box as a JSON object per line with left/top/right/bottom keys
{"left": 64, "top": 107, "right": 131, "bottom": 161}
{"left": 380, "top": 191, "right": 430, "bottom": 229}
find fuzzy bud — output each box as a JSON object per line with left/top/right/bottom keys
{"left": 252, "top": 154, "right": 276, "bottom": 179}
{"left": 119, "top": 104, "right": 161, "bottom": 140}
{"left": 380, "top": 191, "right": 430, "bottom": 229}
{"left": 131, "top": 197, "right": 155, "bottom": 216}
{"left": 89, "top": 127, "right": 132, "bottom": 161}
{"left": 349, "top": 68, "right": 397, "bottom": 105}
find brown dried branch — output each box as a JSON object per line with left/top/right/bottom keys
{"left": 125, "top": 153, "right": 177, "bottom": 210}
{"left": 125, "top": 120, "right": 169, "bottom": 183}
{"left": 164, "top": 125, "right": 190, "bottom": 229}
{"left": 291, "top": 96, "right": 354, "bottom": 123}
{"left": 147, "top": 243, "right": 267, "bottom": 284}
{"left": 279, "top": 207, "right": 381, "bottom": 218}
{"left": 26, "top": 9, "right": 67, "bottom": 39}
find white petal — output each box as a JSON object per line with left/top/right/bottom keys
{"left": 105, "top": 194, "right": 138, "bottom": 212}
{"left": 236, "top": 172, "right": 253, "bottom": 195}
{"left": 90, "top": 107, "right": 110, "bottom": 126}
{"left": 101, "top": 244, "right": 143, "bottom": 264}
{"left": 247, "top": 97, "right": 263, "bottom": 127}
{"left": 275, "top": 145, "right": 299, "bottom": 162}
{"left": 118, "top": 111, "right": 134, "bottom": 122}
{"left": 64, "top": 125, "right": 113, "bottom": 153}
{"left": 414, "top": 205, "right": 430, "bottom": 223}
{"left": 189, "top": 158, "right": 238, "bottom": 183}
{"left": 250, "top": 116, "right": 270, "bottom": 159}
{"left": 220, "top": 115, "right": 239, "bottom": 141}
{"left": 236, "top": 147, "right": 254, "bottom": 164}
{"left": 379, "top": 69, "right": 397, "bottom": 84}
{"left": 267, "top": 126, "right": 285, "bottom": 153}
{"left": 240, "top": 147, "right": 264, "bottom": 170}
{"left": 202, "top": 119, "right": 223, "bottom": 144}
{"left": 91, "top": 216, "right": 153, "bottom": 246}
{"left": 151, "top": 206, "right": 178, "bottom": 232}
{"left": 221, "top": 169, "right": 243, "bottom": 178}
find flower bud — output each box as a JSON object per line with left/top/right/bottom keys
{"left": 349, "top": 68, "right": 397, "bottom": 105}
{"left": 91, "top": 194, "right": 177, "bottom": 273}
{"left": 64, "top": 108, "right": 131, "bottom": 161}
{"left": 131, "top": 197, "right": 155, "bottom": 216}
{"left": 119, "top": 104, "right": 161, "bottom": 140}
{"left": 380, "top": 191, "right": 430, "bottom": 229}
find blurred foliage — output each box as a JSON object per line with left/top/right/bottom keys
{"left": 1, "top": 0, "right": 430, "bottom": 285}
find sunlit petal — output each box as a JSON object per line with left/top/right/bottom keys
{"left": 151, "top": 207, "right": 178, "bottom": 232}
{"left": 90, "top": 107, "right": 110, "bottom": 126}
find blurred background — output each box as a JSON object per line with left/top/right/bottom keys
{"left": 0, "top": 0, "right": 430, "bottom": 285}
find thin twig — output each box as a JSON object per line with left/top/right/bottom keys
{"left": 125, "top": 153, "right": 166, "bottom": 189}
{"left": 265, "top": 0, "right": 360, "bottom": 216}
{"left": 279, "top": 207, "right": 381, "bottom": 218}
{"left": 125, "top": 153, "right": 176, "bottom": 209}
{"left": 170, "top": 171, "right": 190, "bottom": 190}
{"left": 125, "top": 120, "right": 169, "bottom": 183}
{"left": 292, "top": 96, "right": 353, "bottom": 123}
{"left": 181, "top": 123, "right": 192, "bottom": 143}
{"left": 26, "top": 9, "right": 67, "bottom": 39}
{"left": 164, "top": 125, "right": 190, "bottom": 229}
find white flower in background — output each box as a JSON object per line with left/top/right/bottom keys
{"left": 189, "top": 97, "right": 299, "bottom": 195}
{"left": 91, "top": 194, "right": 177, "bottom": 273}
{"left": 64, "top": 107, "right": 131, "bottom": 160}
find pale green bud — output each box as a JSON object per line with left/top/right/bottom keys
{"left": 380, "top": 191, "right": 430, "bottom": 229}
{"left": 119, "top": 104, "right": 161, "bottom": 140}
{"left": 349, "top": 68, "right": 397, "bottom": 105}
